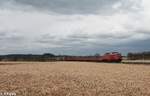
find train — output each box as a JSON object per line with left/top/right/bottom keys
{"left": 64, "top": 52, "right": 122, "bottom": 62}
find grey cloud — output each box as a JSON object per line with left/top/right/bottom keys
{"left": 36, "top": 32, "right": 129, "bottom": 48}
{"left": 14, "top": 0, "right": 119, "bottom": 14}
{"left": 0, "top": 0, "right": 141, "bottom": 14}
{"left": 116, "top": 0, "right": 142, "bottom": 11}
{"left": 0, "top": 31, "right": 24, "bottom": 42}
{"left": 36, "top": 33, "right": 92, "bottom": 49}
{"left": 93, "top": 33, "right": 132, "bottom": 40}
{"left": 137, "top": 30, "right": 150, "bottom": 35}
{"left": 0, "top": 0, "right": 149, "bottom": 55}
{"left": 114, "top": 39, "right": 150, "bottom": 55}
{"left": 37, "top": 38, "right": 150, "bottom": 56}
{"left": 0, "top": 32, "right": 7, "bottom": 40}
{"left": 36, "top": 29, "right": 150, "bottom": 53}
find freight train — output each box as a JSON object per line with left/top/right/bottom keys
{"left": 64, "top": 52, "right": 122, "bottom": 62}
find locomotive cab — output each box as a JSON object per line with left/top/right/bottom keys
{"left": 102, "top": 52, "right": 122, "bottom": 62}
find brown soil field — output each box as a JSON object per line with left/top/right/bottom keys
{"left": 0, "top": 62, "right": 150, "bottom": 96}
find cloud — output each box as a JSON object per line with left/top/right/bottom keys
{"left": 0, "top": 0, "right": 149, "bottom": 55}
{"left": 0, "top": 0, "right": 142, "bottom": 14}
{"left": 12, "top": 0, "right": 120, "bottom": 14}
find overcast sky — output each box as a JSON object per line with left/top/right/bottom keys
{"left": 0, "top": 0, "right": 149, "bottom": 55}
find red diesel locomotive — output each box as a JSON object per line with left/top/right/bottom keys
{"left": 64, "top": 52, "right": 122, "bottom": 62}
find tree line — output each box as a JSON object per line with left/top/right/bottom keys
{"left": 0, "top": 53, "right": 59, "bottom": 61}
{"left": 127, "top": 51, "right": 150, "bottom": 60}
{"left": 1, "top": 52, "right": 150, "bottom": 61}
{"left": 0, "top": 53, "right": 101, "bottom": 61}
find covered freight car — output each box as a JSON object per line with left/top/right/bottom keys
{"left": 64, "top": 52, "right": 122, "bottom": 62}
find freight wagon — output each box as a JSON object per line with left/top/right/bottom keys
{"left": 64, "top": 52, "right": 122, "bottom": 62}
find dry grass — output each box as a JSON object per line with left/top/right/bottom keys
{"left": 0, "top": 61, "right": 150, "bottom": 96}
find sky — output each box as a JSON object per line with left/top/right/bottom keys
{"left": 0, "top": 0, "right": 150, "bottom": 55}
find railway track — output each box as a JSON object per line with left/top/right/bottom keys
{"left": 122, "top": 60, "right": 150, "bottom": 64}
